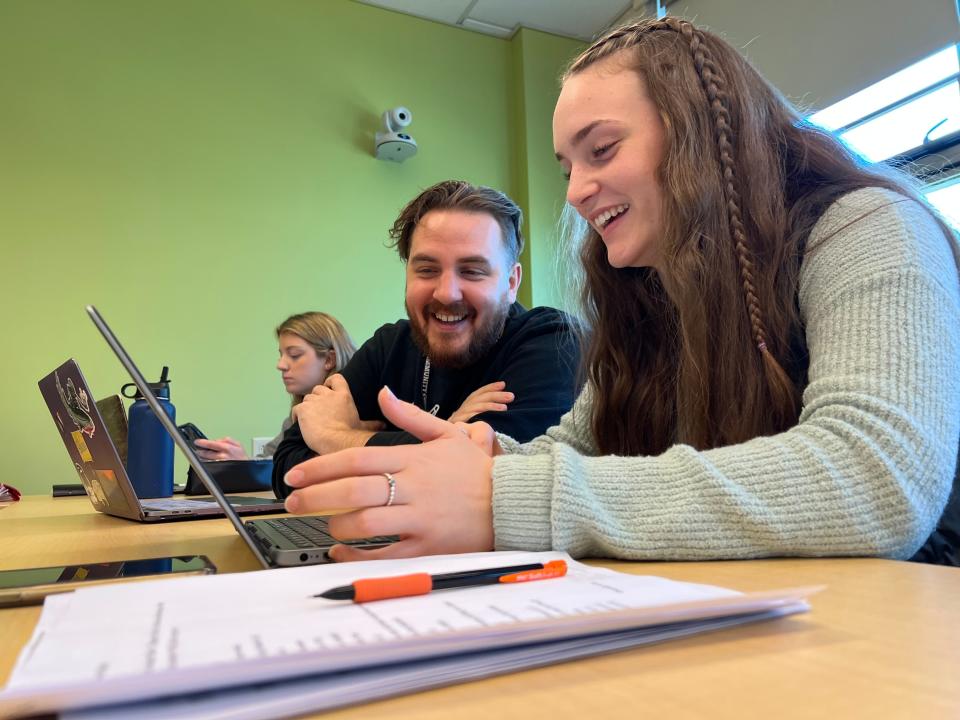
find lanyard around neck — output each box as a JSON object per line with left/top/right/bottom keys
{"left": 420, "top": 357, "right": 440, "bottom": 416}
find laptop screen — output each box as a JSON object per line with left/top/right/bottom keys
{"left": 85, "top": 305, "right": 272, "bottom": 569}
{"left": 38, "top": 359, "right": 143, "bottom": 520}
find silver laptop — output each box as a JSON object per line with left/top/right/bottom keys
{"left": 85, "top": 305, "right": 396, "bottom": 566}
{"left": 39, "top": 358, "right": 287, "bottom": 521}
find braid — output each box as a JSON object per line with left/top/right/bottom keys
{"left": 573, "top": 18, "right": 773, "bottom": 357}
{"left": 674, "top": 21, "right": 771, "bottom": 355}
{"left": 662, "top": 19, "right": 799, "bottom": 422}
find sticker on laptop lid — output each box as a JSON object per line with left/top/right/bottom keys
{"left": 70, "top": 430, "right": 94, "bottom": 463}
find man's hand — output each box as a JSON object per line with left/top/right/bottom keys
{"left": 293, "top": 374, "right": 384, "bottom": 455}
{"left": 448, "top": 381, "right": 514, "bottom": 424}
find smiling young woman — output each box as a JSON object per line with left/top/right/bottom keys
{"left": 282, "top": 18, "right": 960, "bottom": 566}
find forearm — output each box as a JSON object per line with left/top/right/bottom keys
{"left": 312, "top": 427, "right": 376, "bottom": 454}
{"left": 494, "top": 208, "right": 960, "bottom": 559}
{"left": 492, "top": 414, "right": 954, "bottom": 561}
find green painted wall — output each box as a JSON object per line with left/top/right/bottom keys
{"left": 0, "top": 0, "right": 580, "bottom": 496}
{"left": 511, "top": 28, "right": 583, "bottom": 311}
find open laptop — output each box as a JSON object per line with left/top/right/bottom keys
{"left": 85, "top": 305, "right": 396, "bottom": 566}
{"left": 39, "top": 358, "right": 287, "bottom": 521}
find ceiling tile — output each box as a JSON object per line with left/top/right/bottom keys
{"left": 469, "top": 0, "right": 632, "bottom": 40}
{"left": 354, "top": 0, "right": 474, "bottom": 26}
{"left": 460, "top": 17, "right": 514, "bottom": 38}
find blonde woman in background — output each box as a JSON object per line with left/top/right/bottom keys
{"left": 195, "top": 312, "right": 357, "bottom": 460}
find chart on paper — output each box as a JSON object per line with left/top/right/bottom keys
{"left": 9, "top": 552, "right": 741, "bottom": 687}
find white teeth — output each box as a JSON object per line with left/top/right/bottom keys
{"left": 434, "top": 313, "right": 466, "bottom": 323}
{"left": 594, "top": 204, "right": 629, "bottom": 229}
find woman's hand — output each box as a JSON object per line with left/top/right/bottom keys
{"left": 453, "top": 420, "right": 504, "bottom": 458}
{"left": 193, "top": 437, "right": 248, "bottom": 461}
{"left": 448, "top": 381, "right": 514, "bottom": 424}
{"left": 284, "top": 386, "right": 495, "bottom": 561}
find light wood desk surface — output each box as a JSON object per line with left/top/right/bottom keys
{"left": 1, "top": 494, "right": 958, "bottom": 719}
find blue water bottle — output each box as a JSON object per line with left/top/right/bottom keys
{"left": 123, "top": 366, "right": 175, "bottom": 499}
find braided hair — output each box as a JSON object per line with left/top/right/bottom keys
{"left": 564, "top": 17, "right": 906, "bottom": 455}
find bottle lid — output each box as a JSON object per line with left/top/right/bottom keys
{"left": 122, "top": 366, "right": 171, "bottom": 400}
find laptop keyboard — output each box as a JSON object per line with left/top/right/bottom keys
{"left": 262, "top": 517, "right": 396, "bottom": 548}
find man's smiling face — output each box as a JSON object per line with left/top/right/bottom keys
{"left": 405, "top": 209, "right": 521, "bottom": 368}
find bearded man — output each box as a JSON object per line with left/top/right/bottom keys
{"left": 272, "top": 180, "right": 579, "bottom": 497}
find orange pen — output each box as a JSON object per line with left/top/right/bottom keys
{"left": 313, "top": 560, "right": 568, "bottom": 603}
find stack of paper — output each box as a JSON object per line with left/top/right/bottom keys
{"left": 0, "top": 551, "right": 818, "bottom": 720}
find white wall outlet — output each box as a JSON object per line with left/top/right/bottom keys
{"left": 251, "top": 436, "right": 273, "bottom": 457}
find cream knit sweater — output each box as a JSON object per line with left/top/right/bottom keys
{"left": 492, "top": 187, "right": 960, "bottom": 560}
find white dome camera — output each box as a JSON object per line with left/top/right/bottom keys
{"left": 384, "top": 106, "right": 412, "bottom": 132}
{"left": 375, "top": 106, "right": 417, "bottom": 162}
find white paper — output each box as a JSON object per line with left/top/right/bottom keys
{"left": 0, "top": 551, "right": 815, "bottom": 720}
{"left": 63, "top": 609, "right": 798, "bottom": 720}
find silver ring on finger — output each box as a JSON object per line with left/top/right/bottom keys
{"left": 383, "top": 472, "right": 397, "bottom": 507}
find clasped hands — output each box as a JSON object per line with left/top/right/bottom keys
{"left": 296, "top": 375, "right": 513, "bottom": 456}
{"left": 284, "top": 386, "right": 503, "bottom": 561}
{"left": 294, "top": 374, "right": 385, "bottom": 455}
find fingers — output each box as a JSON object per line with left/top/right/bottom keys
{"left": 328, "top": 539, "right": 425, "bottom": 562}
{"left": 468, "top": 401, "right": 510, "bottom": 414}
{"left": 377, "top": 386, "right": 458, "bottom": 443}
{"left": 327, "top": 505, "right": 422, "bottom": 541}
{"left": 470, "top": 390, "right": 513, "bottom": 404}
{"left": 194, "top": 438, "right": 241, "bottom": 453}
{"left": 459, "top": 421, "right": 498, "bottom": 456}
{"left": 472, "top": 380, "right": 506, "bottom": 395}
{"left": 194, "top": 439, "right": 248, "bottom": 460}
{"left": 285, "top": 472, "right": 403, "bottom": 513}
{"left": 465, "top": 383, "right": 513, "bottom": 403}
{"left": 324, "top": 374, "right": 349, "bottom": 392}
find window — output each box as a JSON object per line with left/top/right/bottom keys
{"left": 809, "top": 45, "right": 959, "bottom": 162}
{"left": 927, "top": 176, "right": 960, "bottom": 229}
{"left": 809, "top": 44, "right": 960, "bottom": 229}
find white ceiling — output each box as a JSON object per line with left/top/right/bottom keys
{"left": 354, "top": 0, "right": 639, "bottom": 41}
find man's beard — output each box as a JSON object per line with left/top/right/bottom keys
{"left": 408, "top": 297, "right": 511, "bottom": 369}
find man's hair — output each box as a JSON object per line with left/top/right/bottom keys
{"left": 389, "top": 180, "right": 524, "bottom": 265}
{"left": 564, "top": 18, "right": 954, "bottom": 457}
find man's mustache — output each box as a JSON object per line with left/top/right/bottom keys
{"left": 424, "top": 301, "right": 471, "bottom": 316}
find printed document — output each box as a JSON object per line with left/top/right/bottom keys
{"left": 0, "top": 551, "right": 817, "bottom": 720}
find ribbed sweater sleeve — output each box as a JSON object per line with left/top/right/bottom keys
{"left": 491, "top": 188, "right": 960, "bottom": 560}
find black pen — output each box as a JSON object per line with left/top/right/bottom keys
{"left": 313, "top": 560, "right": 568, "bottom": 603}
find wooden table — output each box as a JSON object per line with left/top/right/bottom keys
{"left": 1, "top": 494, "right": 958, "bottom": 718}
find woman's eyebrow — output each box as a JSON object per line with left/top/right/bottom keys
{"left": 555, "top": 119, "right": 617, "bottom": 160}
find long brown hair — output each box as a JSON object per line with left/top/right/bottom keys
{"left": 567, "top": 18, "right": 949, "bottom": 456}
